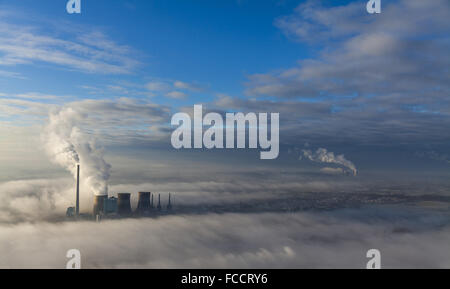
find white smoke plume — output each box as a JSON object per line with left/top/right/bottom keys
{"left": 301, "top": 148, "right": 357, "bottom": 176}
{"left": 42, "top": 107, "right": 111, "bottom": 196}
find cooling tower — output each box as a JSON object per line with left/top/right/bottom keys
{"left": 136, "top": 192, "right": 151, "bottom": 213}
{"left": 167, "top": 193, "right": 172, "bottom": 210}
{"left": 93, "top": 195, "right": 107, "bottom": 216}
{"left": 117, "top": 193, "right": 132, "bottom": 215}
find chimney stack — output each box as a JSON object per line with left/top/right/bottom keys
{"left": 157, "top": 194, "right": 162, "bottom": 211}
{"left": 117, "top": 193, "right": 132, "bottom": 215}
{"left": 167, "top": 193, "right": 172, "bottom": 210}
{"left": 76, "top": 164, "right": 80, "bottom": 216}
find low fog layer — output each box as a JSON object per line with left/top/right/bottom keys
{"left": 1, "top": 173, "right": 448, "bottom": 269}
{"left": 2, "top": 172, "right": 449, "bottom": 224}
{"left": 0, "top": 209, "right": 448, "bottom": 269}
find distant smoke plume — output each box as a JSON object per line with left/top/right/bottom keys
{"left": 300, "top": 148, "right": 357, "bottom": 176}
{"left": 42, "top": 107, "right": 111, "bottom": 196}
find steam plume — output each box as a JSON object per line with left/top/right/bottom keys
{"left": 42, "top": 107, "right": 111, "bottom": 196}
{"left": 300, "top": 148, "right": 357, "bottom": 176}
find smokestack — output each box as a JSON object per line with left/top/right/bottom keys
{"left": 76, "top": 164, "right": 80, "bottom": 216}
{"left": 136, "top": 192, "right": 151, "bottom": 213}
{"left": 167, "top": 193, "right": 172, "bottom": 210}
{"left": 117, "top": 193, "right": 132, "bottom": 215}
{"left": 93, "top": 195, "right": 107, "bottom": 216}
{"left": 157, "top": 194, "right": 161, "bottom": 211}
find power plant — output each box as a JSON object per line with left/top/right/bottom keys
{"left": 93, "top": 195, "right": 107, "bottom": 216}
{"left": 136, "top": 192, "right": 151, "bottom": 214}
{"left": 66, "top": 165, "right": 175, "bottom": 220}
{"left": 76, "top": 164, "right": 80, "bottom": 216}
{"left": 117, "top": 193, "right": 132, "bottom": 216}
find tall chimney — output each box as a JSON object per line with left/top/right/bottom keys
{"left": 117, "top": 193, "right": 132, "bottom": 215}
{"left": 157, "top": 194, "right": 161, "bottom": 211}
{"left": 136, "top": 192, "right": 151, "bottom": 214}
{"left": 167, "top": 193, "right": 172, "bottom": 210}
{"left": 76, "top": 164, "right": 80, "bottom": 216}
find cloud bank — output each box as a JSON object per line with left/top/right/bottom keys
{"left": 0, "top": 15, "right": 138, "bottom": 74}
{"left": 0, "top": 209, "right": 448, "bottom": 269}
{"left": 241, "top": 0, "right": 450, "bottom": 148}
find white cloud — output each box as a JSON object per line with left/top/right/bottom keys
{"left": 145, "top": 80, "right": 202, "bottom": 98}
{"left": 240, "top": 0, "right": 450, "bottom": 148}
{"left": 174, "top": 81, "right": 204, "bottom": 92}
{"left": 0, "top": 69, "right": 24, "bottom": 79}
{"left": 0, "top": 210, "right": 448, "bottom": 268}
{"left": 146, "top": 81, "right": 171, "bottom": 91}
{"left": 0, "top": 17, "right": 139, "bottom": 74}
{"left": 165, "top": 91, "right": 187, "bottom": 99}
{"left": 320, "top": 167, "right": 346, "bottom": 175}
{"left": 0, "top": 97, "right": 54, "bottom": 120}
{"left": 249, "top": 0, "right": 450, "bottom": 99}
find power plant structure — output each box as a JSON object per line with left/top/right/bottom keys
{"left": 136, "top": 192, "right": 151, "bottom": 214}
{"left": 157, "top": 194, "right": 162, "bottom": 211}
{"left": 76, "top": 164, "right": 80, "bottom": 216}
{"left": 66, "top": 165, "right": 175, "bottom": 221}
{"left": 93, "top": 195, "right": 107, "bottom": 216}
{"left": 167, "top": 193, "right": 172, "bottom": 210}
{"left": 117, "top": 193, "right": 132, "bottom": 216}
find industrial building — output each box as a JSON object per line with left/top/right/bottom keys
{"left": 66, "top": 165, "right": 174, "bottom": 220}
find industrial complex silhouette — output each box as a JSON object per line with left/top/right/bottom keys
{"left": 66, "top": 165, "right": 173, "bottom": 220}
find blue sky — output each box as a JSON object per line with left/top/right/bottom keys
{"left": 0, "top": 0, "right": 449, "bottom": 182}
{"left": 0, "top": 0, "right": 315, "bottom": 104}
